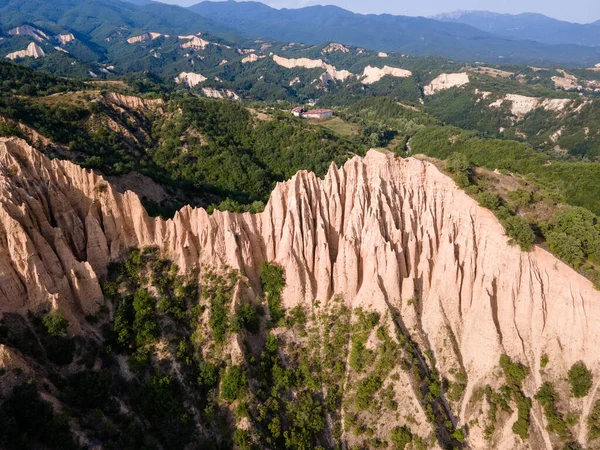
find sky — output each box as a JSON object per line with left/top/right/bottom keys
{"left": 160, "top": 0, "right": 600, "bottom": 23}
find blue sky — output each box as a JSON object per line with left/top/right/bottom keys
{"left": 162, "top": 0, "right": 600, "bottom": 23}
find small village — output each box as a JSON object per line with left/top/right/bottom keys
{"left": 292, "top": 106, "right": 334, "bottom": 119}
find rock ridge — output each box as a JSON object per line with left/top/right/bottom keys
{"left": 0, "top": 137, "right": 599, "bottom": 447}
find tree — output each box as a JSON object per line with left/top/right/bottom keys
{"left": 446, "top": 152, "right": 472, "bottom": 188}
{"left": 390, "top": 425, "right": 413, "bottom": 449}
{"left": 501, "top": 216, "right": 536, "bottom": 251}
{"left": 221, "top": 365, "right": 247, "bottom": 402}
{"left": 547, "top": 232, "right": 585, "bottom": 267}
{"left": 42, "top": 311, "right": 68, "bottom": 337}
{"left": 477, "top": 191, "right": 501, "bottom": 210}
{"left": 568, "top": 362, "right": 593, "bottom": 398}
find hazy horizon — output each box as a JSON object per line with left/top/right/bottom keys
{"left": 158, "top": 0, "right": 600, "bottom": 24}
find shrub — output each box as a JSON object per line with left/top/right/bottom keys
{"left": 260, "top": 262, "right": 286, "bottom": 323}
{"left": 477, "top": 191, "right": 501, "bottom": 210}
{"left": 547, "top": 232, "right": 585, "bottom": 266}
{"left": 568, "top": 362, "right": 593, "bottom": 398}
{"left": 535, "top": 382, "right": 571, "bottom": 440}
{"left": 232, "top": 304, "right": 260, "bottom": 334}
{"left": 501, "top": 216, "right": 536, "bottom": 251}
{"left": 588, "top": 400, "right": 600, "bottom": 440}
{"left": 446, "top": 152, "right": 472, "bottom": 188}
{"left": 42, "top": 311, "right": 68, "bottom": 337}
{"left": 233, "top": 429, "right": 253, "bottom": 450}
{"left": 132, "top": 288, "right": 159, "bottom": 346}
{"left": 355, "top": 375, "right": 383, "bottom": 410}
{"left": 390, "top": 425, "right": 413, "bottom": 449}
{"left": 265, "top": 333, "right": 279, "bottom": 353}
{"left": 508, "top": 189, "right": 534, "bottom": 208}
{"left": 221, "top": 365, "right": 247, "bottom": 402}
{"left": 452, "top": 428, "right": 466, "bottom": 443}
{"left": 499, "top": 355, "right": 528, "bottom": 388}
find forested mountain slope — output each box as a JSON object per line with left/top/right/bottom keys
{"left": 189, "top": 1, "right": 600, "bottom": 66}
{"left": 435, "top": 11, "right": 600, "bottom": 47}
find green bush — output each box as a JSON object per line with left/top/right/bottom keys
{"left": 535, "top": 382, "right": 571, "bottom": 440}
{"left": 588, "top": 400, "right": 600, "bottom": 440}
{"left": 499, "top": 355, "right": 528, "bottom": 388}
{"left": 568, "top": 362, "right": 593, "bottom": 398}
{"left": 446, "top": 152, "right": 472, "bottom": 188}
{"left": 452, "top": 428, "right": 466, "bottom": 443}
{"left": 221, "top": 365, "right": 247, "bottom": 402}
{"left": 477, "top": 191, "right": 501, "bottom": 210}
{"left": 501, "top": 216, "right": 536, "bottom": 251}
{"left": 390, "top": 425, "right": 413, "bottom": 449}
{"left": 547, "top": 232, "right": 585, "bottom": 266}
{"left": 132, "top": 288, "right": 159, "bottom": 346}
{"left": 42, "top": 311, "right": 68, "bottom": 337}
{"left": 260, "top": 262, "right": 286, "bottom": 324}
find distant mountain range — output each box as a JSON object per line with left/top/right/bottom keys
{"left": 188, "top": 1, "right": 600, "bottom": 66}
{"left": 435, "top": 10, "right": 600, "bottom": 47}
{"left": 1, "top": 0, "right": 600, "bottom": 68}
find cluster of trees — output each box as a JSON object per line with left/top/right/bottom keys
{"left": 151, "top": 98, "right": 365, "bottom": 207}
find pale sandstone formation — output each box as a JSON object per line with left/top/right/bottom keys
{"left": 321, "top": 42, "right": 349, "bottom": 54}
{"left": 2, "top": 138, "right": 600, "bottom": 447}
{"left": 57, "top": 33, "right": 75, "bottom": 45}
{"left": 273, "top": 54, "right": 325, "bottom": 70}
{"left": 424, "top": 72, "right": 470, "bottom": 95}
{"left": 361, "top": 65, "right": 412, "bottom": 84}
{"left": 377, "top": 52, "right": 388, "bottom": 58}
{"left": 103, "top": 92, "right": 164, "bottom": 110}
{"left": 174, "top": 72, "right": 207, "bottom": 88}
{"left": 241, "top": 53, "right": 264, "bottom": 64}
{"left": 180, "top": 36, "right": 210, "bottom": 50}
{"left": 272, "top": 55, "right": 354, "bottom": 82}
{"left": 201, "top": 88, "right": 240, "bottom": 101}
{"left": 127, "top": 32, "right": 166, "bottom": 44}
{"left": 5, "top": 43, "right": 45, "bottom": 60}
{"left": 489, "top": 94, "right": 571, "bottom": 118}
{"left": 8, "top": 25, "right": 48, "bottom": 42}
{"left": 552, "top": 69, "right": 579, "bottom": 90}
{"left": 54, "top": 46, "right": 69, "bottom": 54}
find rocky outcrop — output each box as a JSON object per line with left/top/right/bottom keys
{"left": 201, "top": 88, "right": 240, "bottom": 100}
{"left": 180, "top": 36, "right": 210, "bottom": 50}
{"left": 127, "top": 32, "right": 166, "bottom": 44}
{"left": 57, "top": 33, "right": 75, "bottom": 45}
{"left": 174, "top": 72, "right": 207, "bottom": 88}
{"left": 272, "top": 55, "right": 354, "bottom": 82}
{"left": 103, "top": 92, "right": 164, "bottom": 111}
{"left": 2, "top": 137, "right": 600, "bottom": 447}
{"left": 489, "top": 94, "right": 571, "bottom": 118}
{"left": 361, "top": 65, "right": 412, "bottom": 84}
{"left": 321, "top": 43, "right": 349, "bottom": 54}
{"left": 241, "top": 53, "right": 264, "bottom": 64}
{"left": 5, "top": 43, "right": 45, "bottom": 60}
{"left": 552, "top": 69, "right": 579, "bottom": 91}
{"left": 8, "top": 25, "right": 49, "bottom": 42}
{"left": 424, "top": 72, "right": 470, "bottom": 95}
